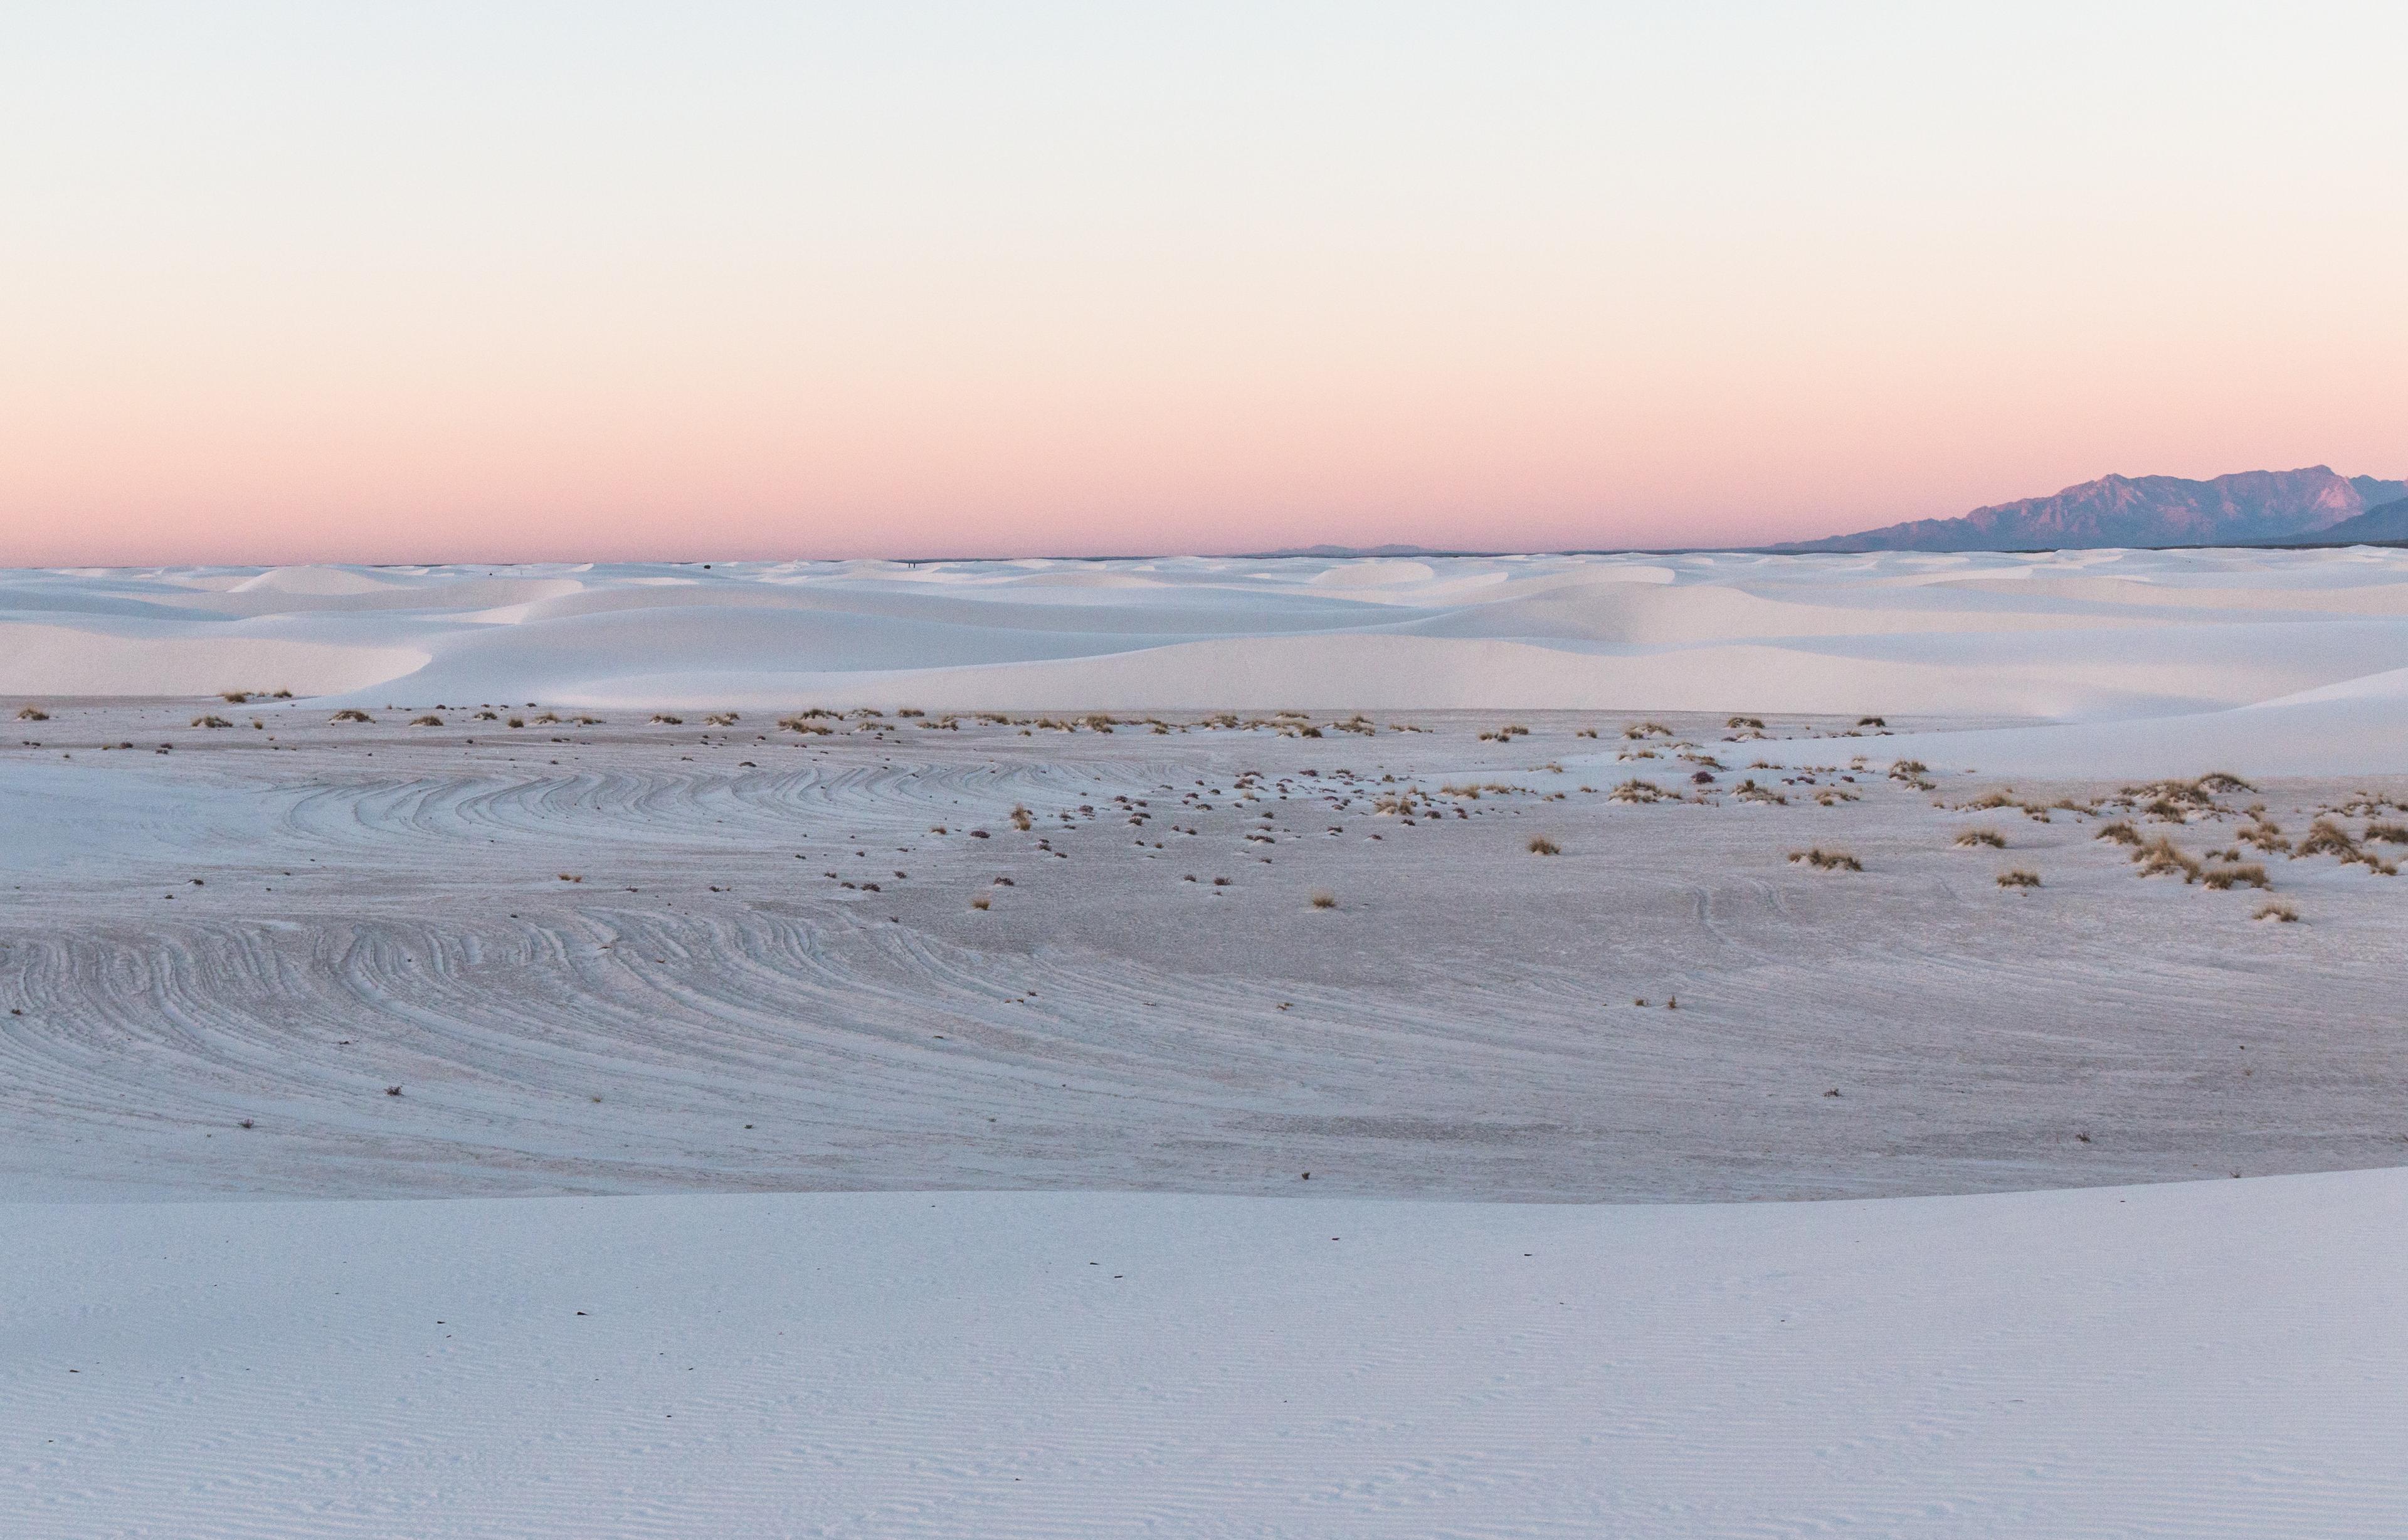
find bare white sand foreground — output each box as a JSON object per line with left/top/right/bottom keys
{"left": 5, "top": 551, "right": 2407, "bottom": 1536}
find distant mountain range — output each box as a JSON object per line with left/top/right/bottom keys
{"left": 1778, "top": 467, "right": 2408, "bottom": 553}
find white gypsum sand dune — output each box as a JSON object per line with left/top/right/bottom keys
{"left": 10, "top": 1174, "right": 2407, "bottom": 1540}
{"left": 6, "top": 546, "right": 2408, "bottom": 773}
{"left": 7, "top": 553, "right": 2408, "bottom": 1536}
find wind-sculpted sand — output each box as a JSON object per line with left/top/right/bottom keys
{"left": 5, "top": 703, "right": 2403, "bottom": 1204}
{"left": 10, "top": 559, "right": 2408, "bottom": 1535}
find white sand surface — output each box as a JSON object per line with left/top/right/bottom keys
{"left": 11, "top": 1174, "right": 2405, "bottom": 1539}
{"left": 8, "top": 554, "right": 2408, "bottom": 1533}
{"left": 9, "top": 548, "right": 2408, "bottom": 773}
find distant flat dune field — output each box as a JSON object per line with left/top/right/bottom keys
{"left": 7, "top": 548, "right": 2408, "bottom": 777}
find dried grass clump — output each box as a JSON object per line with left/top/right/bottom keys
{"left": 189, "top": 714, "right": 233, "bottom": 728}
{"left": 410, "top": 714, "right": 444, "bottom": 727}
{"left": 2131, "top": 836, "right": 2203, "bottom": 883}
{"left": 1309, "top": 890, "right": 1338, "bottom": 909}
{"left": 2293, "top": 818, "right": 2399, "bottom": 874}
{"left": 2202, "top": 862, "right": 2270, "bottom": 890}
{"left": 1726, "top": 715, "right": 1765, "bottom": 730}
{"left": 779, "top": 715, "right": 832, "bottom": 735}
{"left": 14, "top": 705, "right": 50, "bottom": 721}
{"left": 1857, "top": 715, "right": 1887, "bottom": 728}
{"left": 2238, "top": 821, "right": 2290, "bottom": 853}
{"left": 650, "top": 714, "right": 684, "bottom": 725}
{"left": 505, "top": 716, "right": 525, "bottom": 729}
{"left": 270, "top": 688, "right": 294, "bottom": 699}
{"left": 1009, "top": 804, "right": 1034, "bottom": 831}
{"left": 1609, "top": 778, "right": 1671, "bottom": 804}
{"left": 1789, "top": 847, "right": 1863, "bottom": 872}
{"left": 219, "top": 690, "right": 251, "bottom": 703}
{"left": 2254, "top": 900, "right": 2298, "bottom": 922}
{"left": 1731, "top": 779, "right": 1787, "bottom": 804}
{"left": 970, "top": 894, "right": 991, "bottom": 910}
{"left": 2362, "top": 821, "right": 2408, "bottom": 845}
{"left": 532, "top": 712, "right": 561, "bottom": 724}
{"left": 1527, "top": 835, "right": 1560, "bottom": 855}
{"left": 1995, "top": 868, "right": 2042, "bottom": 889}
{"left": 1955, "top": 828, "right": 2007, "bottom": 849}
{"left": 557, "top": 873, "right": 584, "bottom": 883}
{"left": 1623, "top": 722, "right": 1672, "bottom": 741}
{"left": 705, "top": 712, "right": 739, "bottom": 726}
{"left": 329, "top": 709, "right": 374, "bottom": 724}
{"left": 2094, "top": 820, "right": 2142, "bottom": 847}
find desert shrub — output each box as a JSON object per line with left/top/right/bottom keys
{"left": 1623, "top": 722, "right": 1671, "bottom": 740}
{"left": 1857, "top": 715, "right": 1886, "bottom": 727}
{"left": 219, "top": 690, "right": 250, "bottom": 704}
{"left": 650, "top": 714, "right": 684, "bottom": 725}
{"left": 1732, "top": 779, "right": 1786, "bottom": 804}
{"left": 2094, "top": 821, "right": 2142, "bottom": 846}
{"left": 2254, "top": 900, "right": 2298, "bottom": 922}
{"left": 189, "top": 714, "right": 232, "bottom": 728}
{"left": 2131, "top": 836, "right": 2202, "bottom": 882}
{"left": 505, "top": 716, "right": 524, "bottom": 729}
{"left": 1309, "top": 890, "right": 1338, "bottom": 909}
{"left": 1789, "top": 847, "right": 1863, "bottom": 872}
{"left": 970, "top": 895, "right": 991, "bottom": 911}
{"left": 1527, "top": 835, "right": 1560, "bottom": 855}
{"left": 2202, "top": 862, "right": 2270, "bottom": 890}
{"left": 411, "top": 714, "right": 444, "bottom": 727}
{"left": 1727, "top": 715, "right": 1765, "bottom": 729}
{"left": 329, "top": 709, "right": 373, "bottom": 724}
{"left": 1955, "top": 828, "right": 2007, "bottom": 848}
{"left": 2363, "top": 821, "right": 2408, "bottom": 845}
{"left": 2294, "top": 818, "right": 2398, "bottom": 874}
{"left": 1010, "top": 804, "right": 1034, "bottom": 831}
{"left": 1610, "top": 778, "right": 1670, "bottom": 804}
{"left": 14, "top": 705, "right": 49, "bottom": 721}
{"left": 1995, "top": 868, "right": 2042, "bottom": 889}
{"left": 705, "top": 712, "right": 739, "bottom": 726}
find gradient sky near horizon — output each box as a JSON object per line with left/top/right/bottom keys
{"left": 6, "top": 2, "right": 2405, "bottom": 566}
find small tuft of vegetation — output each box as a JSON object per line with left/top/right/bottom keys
{"left": 1789, "top": 847, "right": 1863, "bottom": 872}
{"left": 2131, "top": 836, "right": 2203, "bottom": 883}
{"left": 1856, "top": 715, "right": 1886, "bottom": 727}
{"left": 410, "top": 714, "right": 444, "bottom": 727}
{"left": 1955, "top": 828, "right": 2007, "bottom": 849}
{"left": 2094, "top": 820, "right": 2142, "bottom": 847}
{"left": 190, "top": 714, "right": 233, "bottom": 728}
{"left": 2201, "top": 862, "right": 2270, "bottom": 890}
{"left": 329, "top": 709, "right": 374, "bottom": 724}
{"left": 1309, "top": 890, "right": 1338, "bottom": 909}
{"left": 705, "top": 712, "right": 740, "bottom": 726}
{"left": 650, "top": 714, "right": 684, "bottom": 725}
{"left": 1609, "top": 778, "right": 1671, "bottom": 804}
{"left": 970, "top": 894, "right": 991, "bottom": 911}
{"left": 1995, "top": 868, "right": 2042, "bottom": 889}
{"left": 1527, "top": 835, "right": 1560, "bottom": 855}
{"left": 14, "top": 705, "right": 50, "bottom": 721}
{"left": 219, "top": 690, "right": 250, "bottom": 704}
{"left": 2254, "top": 900, "right": 2298, "bottom": 922}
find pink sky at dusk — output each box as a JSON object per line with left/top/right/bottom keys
{"left": 6, "top": 3, "right": 2405, "bottom": 566}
